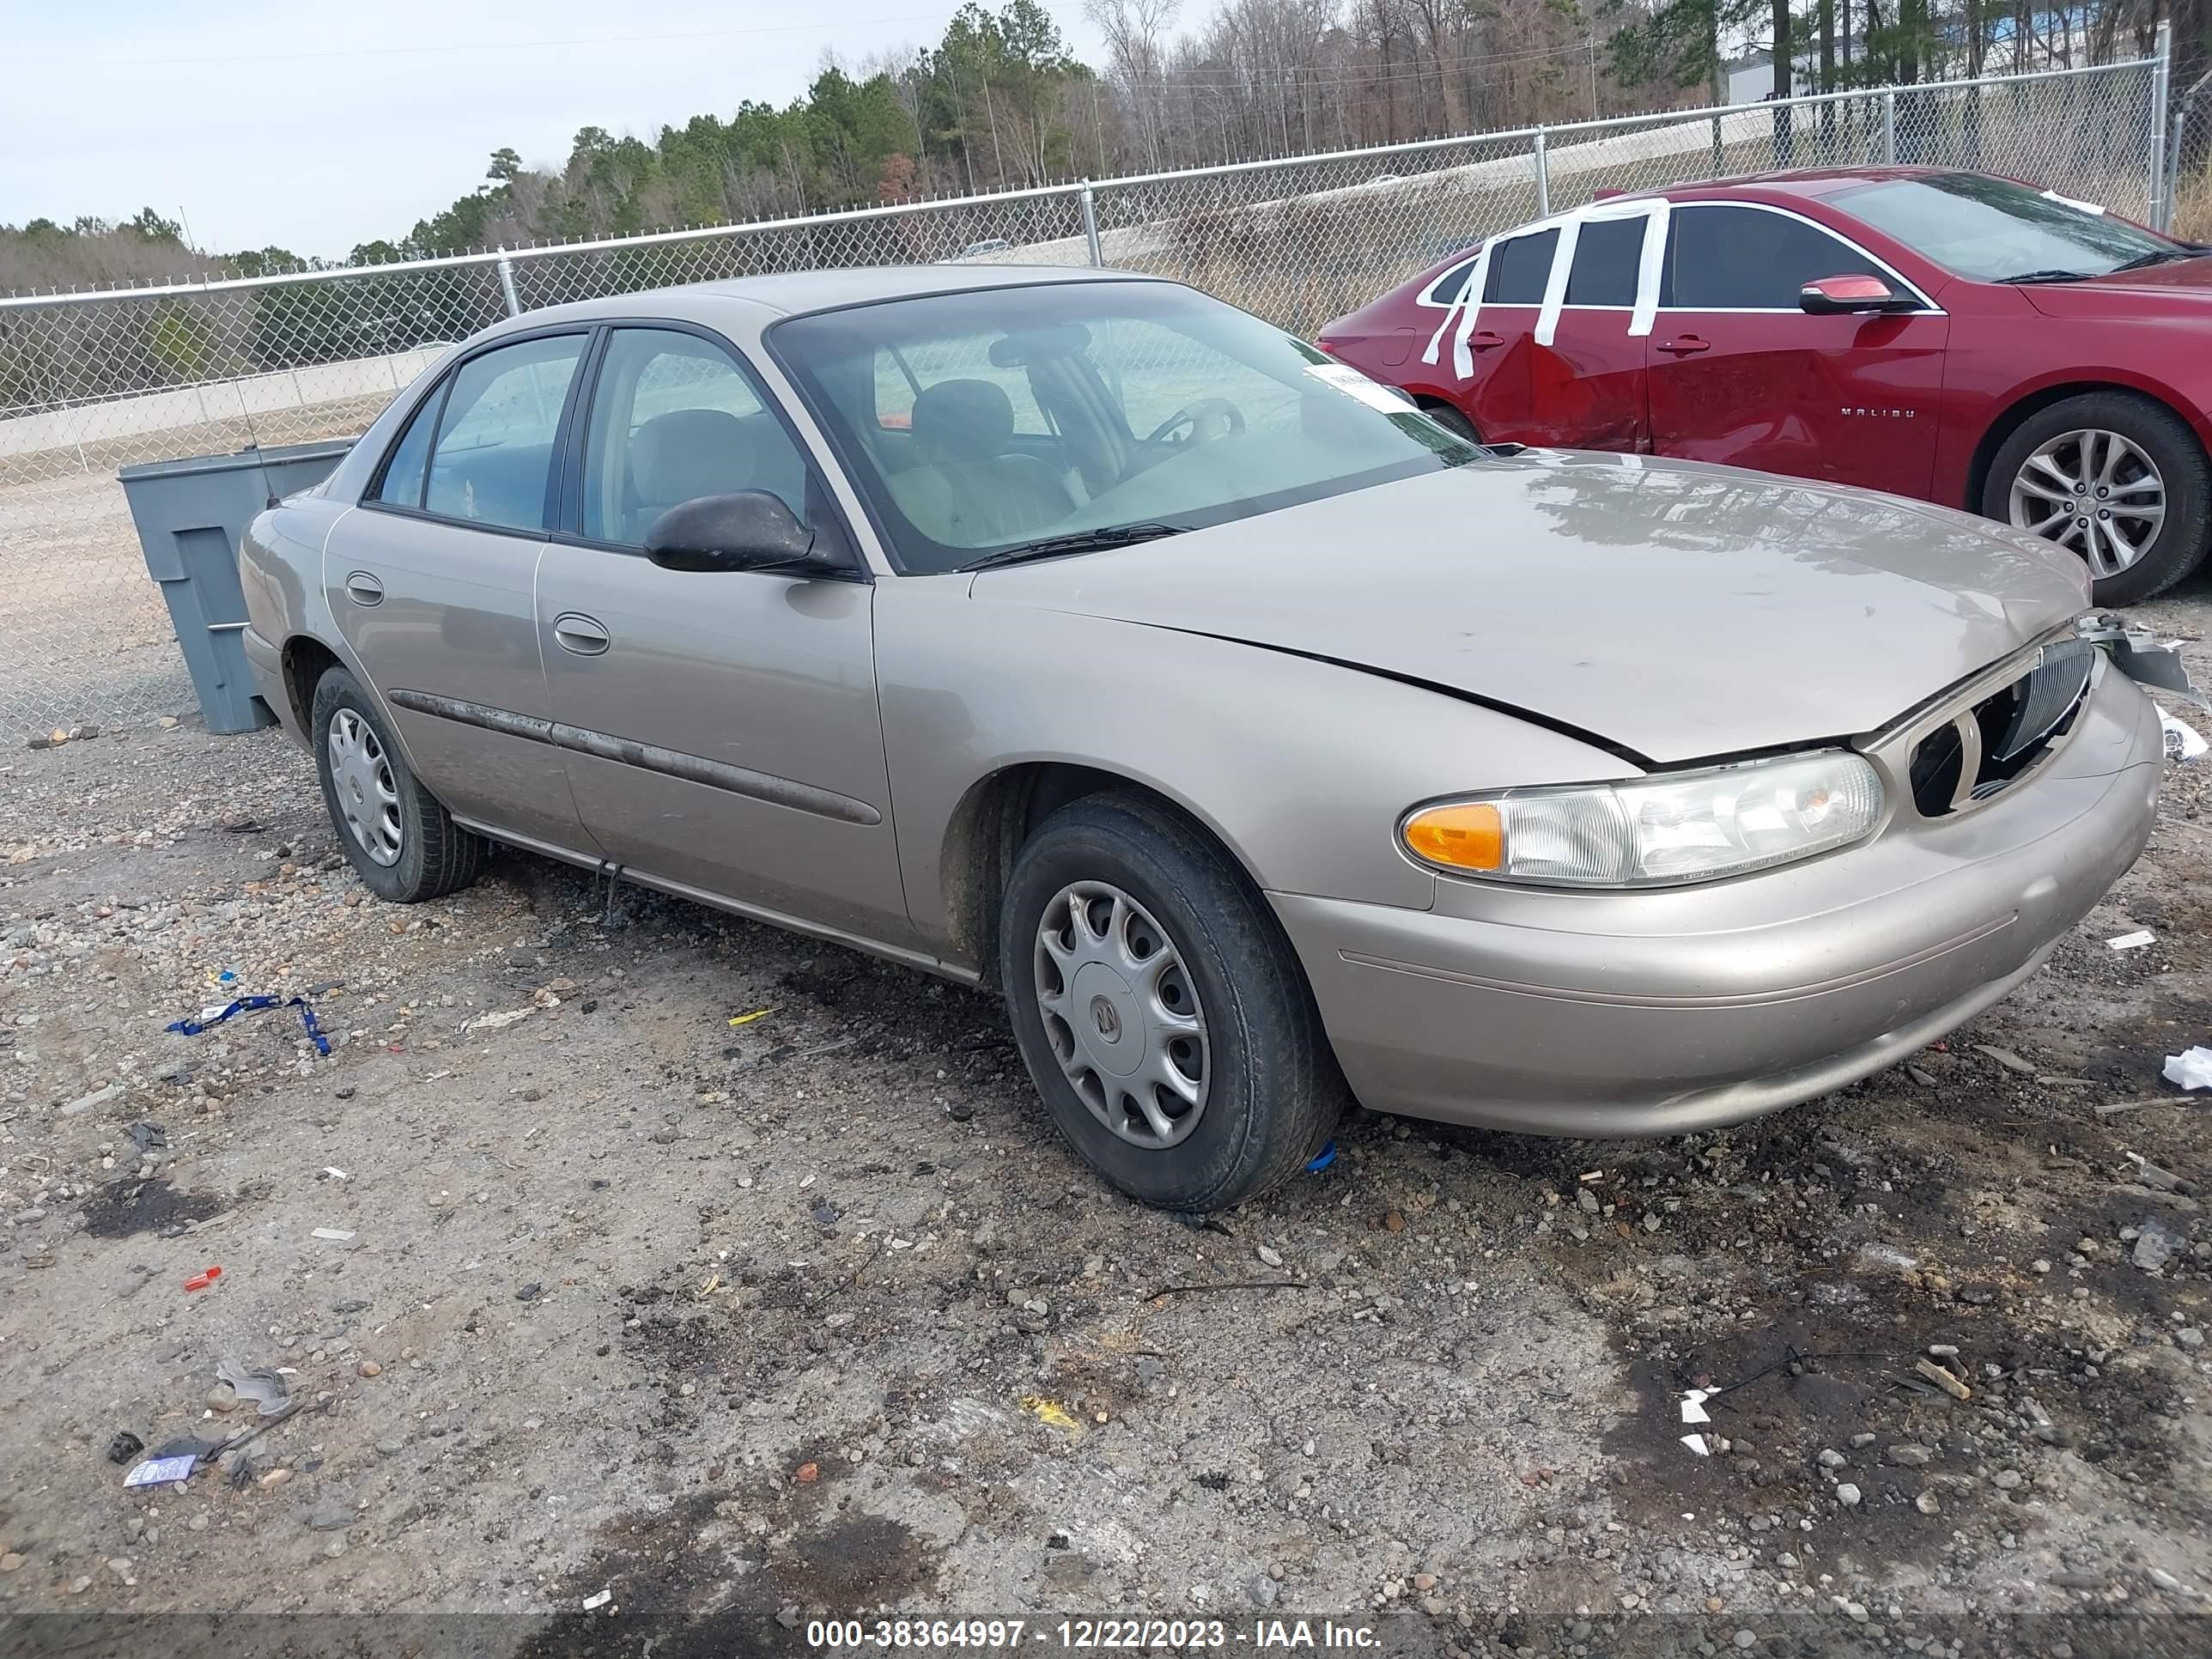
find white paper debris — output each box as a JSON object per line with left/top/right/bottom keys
{"left": 1304, "top": 361, "right": 1413, "bottom": 414}
{"left": 582, "top": 1589, "right": 613, "bottom": 1611}
{"left": 1680, "top": 1432, "right": 1711, "bottom": 1456}
{"left": 2039, "top": 187, "right": 2106, "bottom": 216}
{"left": 2108, "top": 930, "right": 2156, "bottom": 951}
{"left": 1680, "top": 1388, "right": 1715, "bottom": 1425}
{"left": 124, "top": 1454, "right": 196, "bottom": 1487}
{"left": 2160, "top": 710, "right": 2208, "bottom": 761}
{"left": 311, "top": 1227, "right": 356, "bottom": 1242}
{"left": 322, "top": 1166, "right": 349, "bottom": 1182}
{"left": 2161, "top": 1046, "right": 2212, "bottom": 1091}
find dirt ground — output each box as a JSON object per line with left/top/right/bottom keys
{"left": 3, "top": 602, "right": 2210, "bottom": 1659}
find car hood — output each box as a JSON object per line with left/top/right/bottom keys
{"left": 2021, "top": 256, "right": 2212, "bottom": 317}
{"left": 972, "top": 453, "right": 2088, "bottom": 764}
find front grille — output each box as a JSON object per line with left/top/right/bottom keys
{"left": 1907, "top": 644, "right": 2094, "bottom": 817}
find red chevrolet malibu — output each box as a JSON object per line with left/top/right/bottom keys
{"left": 1318, "top": 167, "right": 2212, "bottom": 604}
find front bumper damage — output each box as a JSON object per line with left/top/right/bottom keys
{"left": 2077, "top": 611, "right": 2207, "bottom": 714}
{"left": 1276, "top": 611, "right": 2185, "bottom": 1138}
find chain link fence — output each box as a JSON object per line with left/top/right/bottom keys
{"left": 0, "top": 55, "right": 2166, "bottom": 735}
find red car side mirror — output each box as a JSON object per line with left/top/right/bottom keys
{"left": 1799, "top": 273, "right": 1920, "bottom": 315}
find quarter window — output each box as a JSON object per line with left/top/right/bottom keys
{"left": 580, "top": 328, "right": 820, "bottom": 548}
{"left": 1421, "top": 253, "right": 1481, "bottom": 307}
{"left": 371, "top": 386, "right": 441, "bottom": 507}
{"left": 422, "top": 334, "right": 585, "bottom": 531}
{"left": 1484, "top": 229, "right": 1560, "bottom": 305}
{"left": 1565, "top": 217, "right": 1647, "bottom": 307}
{"left": 1661, "top": 206, "right": 1886, "bottom": 309}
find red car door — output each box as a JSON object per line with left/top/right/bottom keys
{"left": 1440, "top": 226, "right": 1553, "bottom": 440}
{"left": 1646, "top": 203, "right": 1949, "bottom": 495}
{"left": 1528, "top": 213, "right": 1652, "bottom": 452}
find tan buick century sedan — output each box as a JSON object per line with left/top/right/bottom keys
{"left": 240, "top": 265, "right": 2172, "bottom": 1211}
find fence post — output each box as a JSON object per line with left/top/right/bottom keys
{"left": 495, "top": 250, "right": 522, "bottom": 318}
{"left": 1711, "top": 112, "right": 1723, "bottom": 173}
{"left": 1881, "top": 90, "right": 1899, "bottom": 165}
{"left": 1533, "top": 129, "right": 1550, "bottom": 216}
{"left": 1079, "top": 181, "right": 1103, "bottom": 268}
{"left": 2149, "top": 21, "right": 2173, "bottom": 230}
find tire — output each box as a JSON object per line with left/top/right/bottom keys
{"left": 311, "top": 665, "right": 489, "bottom": 903}
{"left": 999, "top": 789, "right": 1347, "bottom": 1212}
{"left": 1980, "top": 391, "right": 2212, "bottom": 605}
{"left": 1420, "top": 401, "right": 1481, "bottom": 444}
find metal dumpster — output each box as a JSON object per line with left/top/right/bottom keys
{"left": 117, "top": 440, "right": 354, "bottom": 733}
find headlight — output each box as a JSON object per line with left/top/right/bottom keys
{"left": 1401, "top": 750, "right": 1884, "bottom": 888}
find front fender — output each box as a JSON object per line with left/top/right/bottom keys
{"left": 873, "top": 579, "right": 1640, "bottom": 967}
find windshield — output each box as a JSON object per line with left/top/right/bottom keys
{"left": 1835, "top": 172, "right": 2180, "bottom": 282}
{"left": 769, "top": 280, "right": 1480, "bottom": 574}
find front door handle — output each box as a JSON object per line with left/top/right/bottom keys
{"left": 1656, "top": 335, "right": 1711, "bottom": 356}
{"left": 343, "top": 572, "right": 384, "bottom": 606}
{"left": 1468, "top": 329, "right": 1506, "bottom": 351}
{"left": 552, "top": 612, "right": 611, "bottom": 656}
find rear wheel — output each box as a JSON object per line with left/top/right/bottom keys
{"left": 312, "top": 665, "right": 489, "bottom": 903}
{"left": 1982, "top": 391, "right": 2211, "bottom": 605}
{"left": 1000, "top": 790, "right": 1346, "bottom": 1212}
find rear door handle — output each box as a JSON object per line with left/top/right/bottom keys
{"left": 343, "top": 572, "right": 384, "bottom": 606}
{"left": 552, "top": 612, "right": 611, "bottom": 656}
{"left": 1468, "top": 330, "right": 1506, "bottom": 350}
{"left": 1656, "top": 336, "right": 1711, "bottom": 356}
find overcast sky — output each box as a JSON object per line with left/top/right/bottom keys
{"left": 2, "top": 1, "right": 1112, "bottom": 261}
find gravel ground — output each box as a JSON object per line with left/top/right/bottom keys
{"left": 3, "top": 602, "right": 2211, "bottom": 1659}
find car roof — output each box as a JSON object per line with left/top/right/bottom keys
{"left": 514, "top": 263, "right": 1160, "bottom": 332}
{"left": 1587, "top": 164, "right": 1966, "bottom": 209}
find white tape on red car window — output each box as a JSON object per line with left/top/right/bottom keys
{"left": 1421, "top": 197, "right": 1672, "bottom": 375}
{"left": 1420, "top": 240, "right": 1492, "bottom": 378}
{"left": 1533, "top": 216, "right": 1581, "bottom": 348}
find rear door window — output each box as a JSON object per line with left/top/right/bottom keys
{"left": 422, "top": 334, "right": 586, "bottom": 531}
{"left": 1565, "top": 218, "right": 1647, "bottom": 307}
{"left": 1483, "top": 229, "right": 1560, "bottom": 305}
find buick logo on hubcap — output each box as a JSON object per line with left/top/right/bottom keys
{"left": 1091, "top": 996, "right": 1121, "bottom": 1041}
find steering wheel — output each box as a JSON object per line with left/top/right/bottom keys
{"left": 1141, "top": 397, "right": 1246, "bottom": 451}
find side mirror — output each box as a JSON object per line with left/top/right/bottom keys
{"left": 1799, "top": 274, "right": 1919, "bottom": 315}
{"left": 642, "top": 491, "right": 833, "bottom": 574}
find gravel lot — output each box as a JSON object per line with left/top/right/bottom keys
{"left": 3, "top": 599, "right": 2211, "bottom": 1659}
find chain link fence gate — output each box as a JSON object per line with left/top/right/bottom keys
{"left": 0, "top": 54, "right": 2166, "bottom": 737}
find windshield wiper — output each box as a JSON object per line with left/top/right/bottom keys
{"left": 957, "top": 522, "right": 1194, "bottom": 573}
{"left": 2106, "top": 246, "right": 2205, "bottom": 273}
{"left": 1996, "top": 268, "right": 2096, "bottom": 284}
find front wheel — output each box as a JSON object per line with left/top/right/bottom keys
{"left": 999, "top": 790, "right": 1346, "bottom": 1212}
{"left": 1419, "top": 401, "right": 1481, "bottom": 444}
{"left": 1982, "top": 392, "right": 2212, "bottom": 604}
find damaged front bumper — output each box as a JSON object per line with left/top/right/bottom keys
{"left": 2076, "top": 611, "right": 2207, "bottom": 713}
{"left": 1273, "top": 636, "right": 2167, "bottom": 1138}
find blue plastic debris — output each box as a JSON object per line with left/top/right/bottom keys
{"left": 167, "top": 995, "right": 330, "bottom": 1057}
{"left": 1305, "top": 1139, "right": 1337, "bottom": 1173}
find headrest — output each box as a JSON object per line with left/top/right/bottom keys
{"left": 632, "top": 408, "right": 752, "bottom": 505}
{"left": 911, "top": 379, "right": 1015, "bottom": 463}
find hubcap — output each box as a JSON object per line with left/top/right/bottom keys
{"left": 1033, "top": 880, "right": 1209, "bottom": 1149}
{"left": 326, "top": 709, "right": 403, "bottom": 866}
{"left": 2008, "top": 428, "right": 2166, "bottom": 579}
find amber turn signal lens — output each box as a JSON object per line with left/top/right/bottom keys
{"left": 1401, "top": 802, "right": 1504, "bottom": 872}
